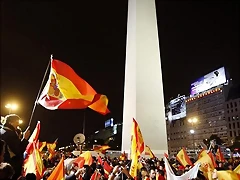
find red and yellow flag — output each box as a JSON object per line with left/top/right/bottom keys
{"left": 216, "top": 147, "right": 225, "bottom": 162}
{"left": 93, "top": 145, "right": 110, "bottom": 154}
{"left": 129, "top": 118, "right": 144, "bottom": 179}
{"left": 80, "top": 151, "right": 93, "bottom": 166}
{"left": 37, "top": 141, "right": 46, "bottom": 152}
{"left": 48, "top": 156, "right": 65, "bottom": 180}
{"left": 47, "top": 139, "right": 58, "bottom": 160}
{"left": 23, "top": 142, "right": 45, "bottom": 179}
{"left": 38, "top": 59, "right": 110, "bottom": 115}
{"left": 145, "top": 145, "right": 155, "bottom": 158}
{"left": 176, "top": 148, "right": 192, "bottom": 167}
{"left": 97, "top": 156, "right": 113, "bottom": 178}
{"left": 217, "top": 170, "right": 240, "bottom": 180}
{"left": 25, "top": 121, "right": 41, "bottom": 155}
{"left": 234, "top": 164, "right": 240, "bottom": 174}
{"left": 119, "top": 151, "right": 127, "bottom": 161}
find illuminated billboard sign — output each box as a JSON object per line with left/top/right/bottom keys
{"left": 167, "top": 95, "right": 186, "bottom": 121}
{"left": 190, "top": 67, "right": 226, "bottom": 96}
{"left": 105, "top": 118, "right": 114, "bottom": 128}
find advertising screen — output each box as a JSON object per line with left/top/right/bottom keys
{"left": 190, "top": 67, "right": 226, "bottom": 96}
{"left": 167, "top": 95, "right": 186, "bottom": 121}
{"left": 105, "top": 118, "right": 114, "bottom": 128}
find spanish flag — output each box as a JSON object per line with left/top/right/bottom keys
{"left": 234, "top": 164, "right": 240, "bottom": 174}
{"left": 47, "top": 138, "right": 58, "bottom": 160}
{"left": 48, "top": 156, "right": 65, "bottom": 180}
{"left": 23, "top": 142, "right": 45, "bottom": 179}
{"left": 217, "top": 170, "right": 240, "bottom": 180}
{"left": 176, "top": 148, "right": 192, "bottom": 167}
{"left": 145, "top": 145, "right": 155, "bottom": 158}
{"left": 38, "top": 59, "right": 110, "bottom": 115}
{"left": 25, "top": 121, "right": 41, "bottom": 155}
{"left": 129, "top": 118, "right": 144, "bottom": 179}
{"left": 93, "top": 145, "right": 110, "bottom": 154}
{"left": 215, "top": 147, "right": 225, "bottom": 162}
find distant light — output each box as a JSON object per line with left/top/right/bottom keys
{"left": 95, "top": 131, "right": 99, "bottom": 134}
{"left": 94, "top": 140, "right": 97, "bottom": 143}
{"left": 190, "top": 130, "right": 195, "bottom": 134}
{"left": 19, "top": 119, "right": 23, "bottom": 124}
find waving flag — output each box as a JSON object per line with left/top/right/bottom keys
{"left": 129, "top": 118, "right": 144, "bottom": 179}
{"left": 176, "top": 148, "right": 192, "bottom": 167}
{"left": 38, "top": 59, "right": 110, "bottom": 115}
{"left": 48, "top": 157, "right": 65, "bottom": 180}
{"left": 25, "top": 121, "right": 41, "bottom": 155}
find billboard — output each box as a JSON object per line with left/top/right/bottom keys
{"left": 167, "top": 95, "right": 186, "bottom": 121}
{"left": 105, "top": 118, "right": 114, "bottom": 128}
{"left": 190, "top": 67, "right": 226, "bottom": 96}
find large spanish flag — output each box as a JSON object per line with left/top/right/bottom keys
{"left": 38, "top": 59, "right": 110, "bottom": 115}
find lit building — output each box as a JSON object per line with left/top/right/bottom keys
{"left": 87, "top": 123, "right": 122, "bottom": 150}
{"left": 166, "top": 67, "right": 232, "bottom": 156}
{"left": 186, "top": 85, "right": 230, "bottom": 150}
{"left": 224, "top": 84, "right": 240, "bottom": 141}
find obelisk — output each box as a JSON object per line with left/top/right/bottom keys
{"left": 121, "top": 0, "right": 168, "bottom": 157}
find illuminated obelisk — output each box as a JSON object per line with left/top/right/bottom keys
{"left": 122, "top": 0, "right": 168, "bottom": 157}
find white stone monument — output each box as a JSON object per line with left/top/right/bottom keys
{"left": 121, "top": 0, "right": 168, "bottom": 157}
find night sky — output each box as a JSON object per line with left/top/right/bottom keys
{"left": 1, "top": 1, "right": 239, "bottom": 147}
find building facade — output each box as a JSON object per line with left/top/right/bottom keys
{"left": 186, "top": 85, "right": 230, "bottom": 149}
{"left": 166, "top": 83, "right": 232, "bottom": 156}
{"left": 224, "top": 84, "right": 240, "bottom": 142}
{"left": 166, "top": 117, "right": 189, "bottom": 155}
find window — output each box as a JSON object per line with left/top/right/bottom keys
{"left": 230, "top": 131, "right": 232, "bottom": 137}
{"left": 228, "top": 117, "right": 230, "bottom": 121}
{"left": 229, "top": 124, "right": 231, "bottom": 129}
{"left": 230, "top": 102, "right": 233, "bottom": 108}
{"left": 227, "top": 104, "right": 229, "bottom": 109}
{"left": 233, "top": 123, "right": 235, "bottom": 129}
{"left": 237, "top": 122, "right": 239, "bottom": 128}
{"left": 235, "top": 102, "right": 237, "bottom": 107}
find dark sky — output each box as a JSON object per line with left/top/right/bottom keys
{"left": 1, "top": 1, "right": 239, "bottom": 147}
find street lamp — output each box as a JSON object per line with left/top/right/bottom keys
{"left": 190, "top": 129, "right": 195, "bottom": 134}
{"left": 19, "top": 119, "right": 23, "bottom": 124}
{"left": 5, "top": 103, "right": 18, "bottom": 114}
{"left": 188, "top": 117, "right": 198, "bottom": 154}
{"left": 188, "top": 117, "right": 198, "bottom": 125}
{"left": 190, "top": 129, "right": 195, "bottom": 154}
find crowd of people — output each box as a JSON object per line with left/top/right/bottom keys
{"left": 0, "top": 114, "right": 240, "bottom": 180}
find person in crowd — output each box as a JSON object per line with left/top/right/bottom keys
{"left": 0, "top": 114, "right": 30, "bottom": 180}
{"left": 149, "top": 168, "right": 156, "bottom": 180}
{"left": 0, "top": 162, "right": 15, "bottom": 179}
{"left": 156, "top": 169, "right": 165, "bottom": 180}
{"left": 0, "top": 139, "right": 5, "bottom": 163}
{"left": 25, "top": 173, "right": 36, "bottom": 180}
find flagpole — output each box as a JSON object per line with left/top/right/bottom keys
{"left": 83, "top": 109, "right": 86, "bottom": 135}
{"left": 28, "top": 55, "right": 52, "bottom": 127}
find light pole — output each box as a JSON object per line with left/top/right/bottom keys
{"left": 190, "top": 129, "right": 195, "bottom": 153}
{"left": 188, "top": 118, "right": 198, "bottom": 154}
{"left": 5, "top": 103, "right": 18, "bottom": 114}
